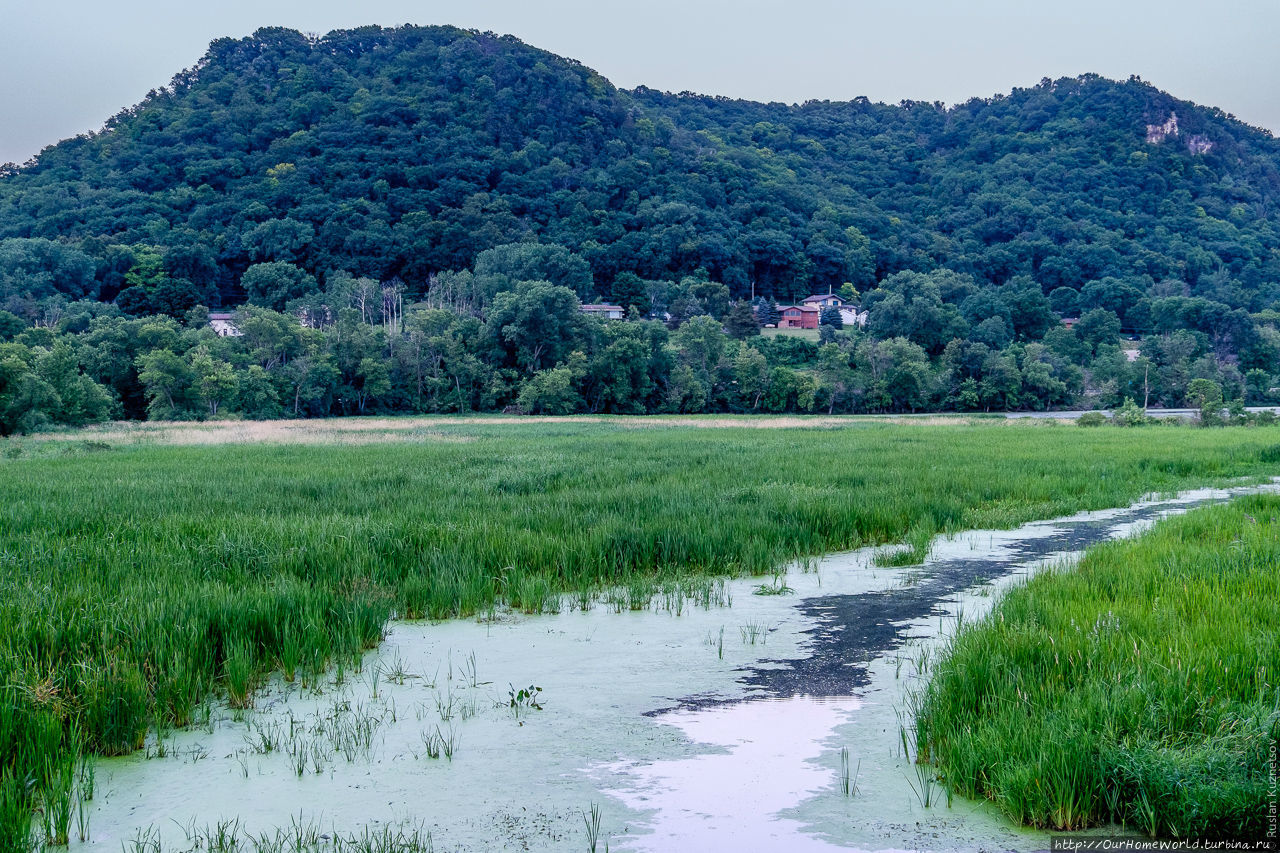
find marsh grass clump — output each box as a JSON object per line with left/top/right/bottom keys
{"left": 582, "top": 802, "right": 604, "bottom": 853}
{"left": 915, "top": 496, "right": 1280, "bottom": 840}
{"left": 137, "top": 818, "right": 434, "bottom": 853}
{"left": 873, "top": 517, "right": 936, "bottom": 568}
{"left": 752, "top": 571, "right": 794, "bottom": 596}
{"left": 3, "top": 422, "right": 1280, "bottom": 839}
{"left": 837, "top": 747, "right": 859, "bottom": 798}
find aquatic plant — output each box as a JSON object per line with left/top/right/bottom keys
{"left": 837, "top": 746, "right": 859, "bottom": 798}
{"left": 144, "top": 817, "right": 435, "bottom": 852}
{"left": 439, "top": 724, "right": 457, "bottom": 761}
{"left": 508, "top": 684, "right": 544, "bottom": 719}
{"left": 582, "top": 802, "right": 605, "bottom": 853}
{"left": 752, "top": 571, "right": 794, "bottom": 596}
{"left": 39, "top": 757, "right": 73, "bottom": 847}
{"left": 739, "top": 621, "right": 769, "bottom": 645}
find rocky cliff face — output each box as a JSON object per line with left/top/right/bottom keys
{"left": 1146, "top": 111, "right": 1215, "bottom": 154}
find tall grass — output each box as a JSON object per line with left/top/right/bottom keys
{"left": 915, "top": 495, "right": 1280, "bottom": 840}
{"left": 2, "top": 420, "right": 1280, "bottom": 844}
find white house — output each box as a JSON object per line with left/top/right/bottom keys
{"left": 839, "top": 306, "right": 868, "bottom": 327}
{"left": 801, "top": 294, "right": 846, "bottom": 309}
{"left": 580, "top": 304, "right": 626, "bottom": 320}
{"left": 208, "top": 311, "right": 243, "bottom": 337}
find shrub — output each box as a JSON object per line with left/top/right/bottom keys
{"left": 1111, "top": 398, "right": 1150, "bottom": 427}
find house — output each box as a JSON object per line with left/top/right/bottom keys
{"left": 208, "top": 311, "right": 242, "bottom": 337}
{"left": 580, "top": 303, "right": 626, "bottom": 320}
{"left": 1061, "top": 317, "right": 1079, "bottom": 330}
{"left": 778, "top": 305, "right": 820, "bottom": 329}
{"left": 839, "top": 306, "right": 868, "bottom": 327}
{"left": 802, "top": 294, "right": 846, "bottom": 309}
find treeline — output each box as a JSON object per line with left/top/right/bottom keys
{"left": 3, "top": 243, "right": 1278, "bottom": 434}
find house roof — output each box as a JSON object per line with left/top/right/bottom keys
{"left": 580, "top": 303, "right": 624, "bottom": 311}
{"left": 802, "top": 294, "right": 844, "bottom": 303}
{"left": 781, "top": 305, "right": 820, "bottom": 313}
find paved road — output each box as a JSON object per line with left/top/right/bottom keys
{"left": 1005, "top": 406, "right": 1280, "bottom": 420}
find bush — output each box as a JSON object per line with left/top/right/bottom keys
{"left": 1111, "top": 398, "right": 1150, "bottom": 427}
{"left": 1077, "top": 411, "right": 1106, "bottom": 427}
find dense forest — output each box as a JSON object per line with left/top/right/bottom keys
{"left": 1, "top": 24, "right": 1279, "bottom": 430}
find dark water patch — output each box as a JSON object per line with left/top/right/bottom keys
{"left": 654, "top": 490, "right": 1253, "bottom": 713}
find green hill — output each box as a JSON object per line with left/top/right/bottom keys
{"left": 2, "top": 24, "right": 1277, "bottom": 312}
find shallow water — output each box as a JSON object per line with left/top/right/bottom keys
{"left": 81, "top": 482, "right": 1277, "bottom": 852}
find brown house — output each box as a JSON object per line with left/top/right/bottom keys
{"left": 778, "top": 305, "right": 820, "bottom": 329}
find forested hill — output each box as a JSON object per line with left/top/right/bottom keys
{"left": 2, "top": 23, "right": 1279, "bottom": 315}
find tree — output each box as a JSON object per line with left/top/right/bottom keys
{"left": 0, "top": 238, "right": 98, "bottom": 308}
{"left": 610, "top": 272, "right": 650, "bottom": 315}
{"left": 671, "top": 315, "right": 728, "bottom": 387}
{"left": 724, "top": 300, "right": 761, "bottom": 339}
{"left": 819, "top": 305, "right": 843, "bottom": 329}
{"left": 243, "top": 218, "right": 315, "bottom": 264}
{"left": 1074, "top": 308, "right": 1122, "bottom": 357}
{"left": 485, "top": 281, "right": 585, "bottom": 374}
{"left": 242, "top": 262, "right": 319, "bottom": 311}
{"left": 473, "top": 243, "right": 593, "bottom": 299}
{"left": 189, "top": 347, "right": 238, "bottom": 417}
{"left": 351, "top": 357, "right": 391, "bottom": 413}
{"left": 136, "top": 349, "right": 195, "bottom": 420}
{"left": 0, "top": 310, "right": 25, "bottom": 340}
{"left": 855, "top": 337, "right": 934, "bottom": 412}
{"left": 238, "top": 365, "right": 282, "bottom": 419}
{"left": 0, "top": 349, "right": 60, "bottom": 434}
{"left": 759, "top": 298, "right": 781, "bottom": 327}
{"left": 817, "top": 343, "right": 857, "bottom": 413}
{"left": 732, "top": 345, "right": 770, "bottom": 410}
{"left": 282, "top": 354, "right": 339, "bottom": 416}
{"left": 517, "top": 365, "right": 582, "bottom": 414}
{"left": 1185, "top": 377, "right": 1224, "bottom": 424}
{"left": 865, "top": 271, "right": 968, "bottom": 356}
{"left": 1000, "top": 276, "right": 1056, "bottom": 340}
{"left": 0, "top": 342, "right": 113, "bottom": 434}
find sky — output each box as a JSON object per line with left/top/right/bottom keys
{"left": 1, "top": 0, "right": 1277, "bottom": 164}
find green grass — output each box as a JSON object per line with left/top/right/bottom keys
{"left": 2, "top": 418, "right": 1280, "bottom": 845}
{"left": 915, "top": 495, "right": 1280, "bottom": 840}
{"left": 761, "top": 327, "right": 821, "bottom": 341}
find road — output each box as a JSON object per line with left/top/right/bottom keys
{"left": 1004, "top": 406, "right": 1280, "bottom": 420}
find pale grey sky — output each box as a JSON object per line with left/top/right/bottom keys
{"left": 1, "top": 0, "right": 1277, "bottom": 164}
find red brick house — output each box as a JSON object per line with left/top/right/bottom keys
{"left": 778, "top": 305, "right": 820, "bottom": 329}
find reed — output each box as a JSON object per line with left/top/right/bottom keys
{"left": 915, "top": 496, "right": 1280, "bottom": 839}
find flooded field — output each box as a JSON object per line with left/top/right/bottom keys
{"left": 78, "top": 481, "right": 1277, "bottom": 852}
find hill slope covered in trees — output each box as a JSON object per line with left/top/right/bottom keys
{"left": 1, "top": 24, "right": 1279, "bottom": 428}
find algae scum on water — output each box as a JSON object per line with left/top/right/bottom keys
{"left": 3, "top": 420, "right": 1280, "bottom": 849}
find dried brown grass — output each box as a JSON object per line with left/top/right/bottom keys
{"left": 26, "top": 413, "right": 1001, "bottom": 446}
